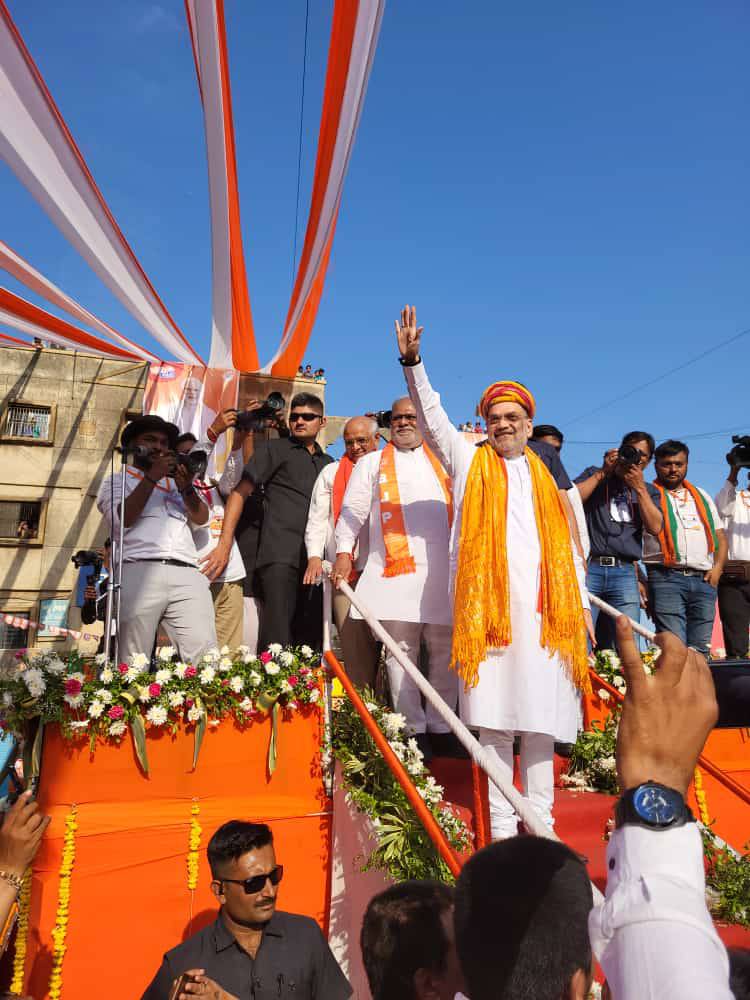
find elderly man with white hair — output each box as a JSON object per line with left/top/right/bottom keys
{"left": 304, "top": 416, "right": 381, "bottom": 688}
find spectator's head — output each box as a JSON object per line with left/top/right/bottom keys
{"left": 533, "top": 424, "right": 564, "bottom": 452}
{"left": 288, "top": 393, "right": 325, "bottom": 443}
{"left": 304, "top": 364, "right": 313, "bottom": 374}
{"left": 361, "top": 880, "right": 463, "bottom": 1000}
{"left": 343, "top": 416, "right": 379, "bottom": 463}
{"left": 654, "top": 439, "right": 690, "bottom": 490}
{"left": 176, "top": 432, "right": 197, "bottom": 455}
{"left": 480, "top": 380, "right": 535, "bottom": 459}
{"left": 614, "top": 430, "right": 655, "bottom": 478}
{"left": 121, "top": 414, "right": 179, "bottom": 463}
{"left": 390, "top": 396, "right": 423, "bottom": 450}
{"left": 454, "top": 837, "right": 593, "bottom": 1000}
{"left": 208, "top": 821, "right": 281, "bottom": 927}
{"left": 729, "top": 948, "right": 750, "bottom": 999}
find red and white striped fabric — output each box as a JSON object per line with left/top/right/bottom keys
{"left": 185, "top": 0, "right": 258, "bottom": 373}
{"left": 0, "top": 240, "right": 157, "bottom": 363}
{"left": 0, "top": 1, "right": 202, "bottom": 365}
{"left": 0, "top": 288, "right": 141, "bottom": 360}
{"left": 265, "top": 0, "right": 384, "bottom": 376}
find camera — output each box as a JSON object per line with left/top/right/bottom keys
{"left": 235, "top": 392, "right": 286, "bottom": 433}
{"left": 617, "top": 443, "right": 642, "bottom": 466}
{"left": 372, "top": 410, "right": 392, "bottom": 429}
{"left": 174, "top": 449, "right": 208, "bottom": 481}
{"left": 728, "top": 435, "right": 750, "bottom": 470}
{"left": 72, "top": 549, "right": 103, "bottom": 573}
{"left": 72, "top": 550, "right": 105, "bottom": 625}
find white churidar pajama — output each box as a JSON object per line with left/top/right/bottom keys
{"left": 335, "top": 445, "right": 457, "bottom": 734}
{"left": 404, "top": 362, "right": 589, "bottom": 837}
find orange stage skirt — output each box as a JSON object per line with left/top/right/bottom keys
{"left": 19, "top": 710, "right": 330, "bottom": 999}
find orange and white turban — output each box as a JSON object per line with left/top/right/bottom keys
{"left": 479, "top": 380, "right": 536, "bottom": 420}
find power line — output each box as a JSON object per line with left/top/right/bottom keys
{"left": 290, "top": 0, "right": 311, "bottom": 292}
{"left": 564, "top": 323, "right": 750, "bottom": 426}
{"left": 565, "top": 423, "right": 748, "bottom": 446}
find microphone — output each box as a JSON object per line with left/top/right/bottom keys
{"left": 115, "top": 444, "right": 152, "bottom": 460}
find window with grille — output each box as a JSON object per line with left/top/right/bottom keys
{"left": 0, "top": 500, "right": 43, "bottom": 541}
{"left": 0, "top": 612, "right": 31, "bottom": 650}
{"left": 2, "top": 402, "right": 52, "bottom": 441}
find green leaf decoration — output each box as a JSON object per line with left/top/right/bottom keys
{"left": 192, "top": 699, "right": 206, "bottom": 771}
{"left": 130, "top": 712, "right": 149, "bottom": 775}
{"left": 267, "top": 701, "right": 280, "bottom": 775}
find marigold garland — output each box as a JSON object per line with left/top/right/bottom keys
{"left": 693, "top": 766, "right": 710, "bottom": 826}
{"left": 9, "top": 868, "right": 32, "bottom": 995}
{"left": 48, "top": 805, "right": 78, "bottom": 1000}
{"left": 187, "top": 800, "right": 202, "bottom": 891}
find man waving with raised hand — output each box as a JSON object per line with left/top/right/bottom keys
{"left": 396, "top": 304, "right": 593, "bottom": 839}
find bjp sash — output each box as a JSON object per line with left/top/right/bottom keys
{"left": 653, "top": 481, "right": 718, "bottom": 565}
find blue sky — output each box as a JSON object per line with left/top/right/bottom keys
{"left": 1, "top": 1, "right": 748, "bottom": 490}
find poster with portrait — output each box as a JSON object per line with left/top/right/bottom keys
{"left": 142, "top": 364, "right": 240, "bottom": 478}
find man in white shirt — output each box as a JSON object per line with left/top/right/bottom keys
{"left": 175, "top": 435, "right": 246, "bottom": 651}
{"left": 391, "top": 305, "right": 592, "bottom": 838}
{"left": 642, "top": 439, "right": 727, "bottom": 654}
{"left": 333, "top": 397, "right": 457, "bottom": 757}
{"left": 303, "top": 416, "right": 380, "bottom": 688}
{"left": 97, "top": 415, "right": 217, "bottom": 665}
{"left": 715, "top": 451, "right": 750, "bottom": 657}
{"left": 454, "top": 616, "right": 732, "bottom": 1000}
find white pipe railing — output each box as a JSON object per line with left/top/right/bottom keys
{"left": 588, "top": 593, "right": 656, "bottom": 643}
{"left": 322, "top": 562, "right": 636, "bottom": 902}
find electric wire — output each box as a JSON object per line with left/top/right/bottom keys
{"left": 290, "top": 0, "right": 311, "bottom": 291}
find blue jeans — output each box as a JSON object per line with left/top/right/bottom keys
{"left": 586, "top": 561, "right": 641, "bottom": 648}
{"left": 647, "top": 567, "right": 716, "bottom": 654}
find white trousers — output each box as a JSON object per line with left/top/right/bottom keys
{"left": 120, "top": 562, "right": 217, "bottom": 665}
{"left": 242, "top": 596, "right": 261, "bottom": 655}
{"left": 479, "top": 728, "right": 555, "bottom": 840}
{"left": 380, "top": 621, "right": 457, "bottom": 734}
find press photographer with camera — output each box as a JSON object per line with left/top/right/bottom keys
{"left": 714, "top": 436, "right": 750, "bottom": 657}
{"left": 96, "top": 415, "right": 217, "bottom": 665}
{"left": 575, "top": 432, "right": 663, "bottom": 645}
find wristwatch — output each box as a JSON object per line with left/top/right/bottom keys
{"left": 615, "top": 781, "right": 695, "bottom": 831}
{"left": 398, "top": 355, "right": 421, "bottom": 367}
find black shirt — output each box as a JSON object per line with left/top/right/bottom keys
{"left": 574, "top": 466, "right": 661, "bottom": 561}
{"left": 527, "top": 439, "right": 573, "bottom": 490}
{"left": 242, "top": 437, "right": 333, "bottom": 570}
{"left": 141, "top": 910, "right": 352, "bottom": 1000}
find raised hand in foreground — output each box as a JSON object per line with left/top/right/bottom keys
{"left": 395, "top": 304, "right": 423, "bottom": 363}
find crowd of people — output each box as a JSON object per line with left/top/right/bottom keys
{"left": 297, "top": 364, "right": 326, "bottom": 382}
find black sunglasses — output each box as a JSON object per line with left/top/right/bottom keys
{"left": 220, "top": 864, "right": 284, "bottom": 894}
{"left": 290, "top": 411, "right": 321, "bottom": 423}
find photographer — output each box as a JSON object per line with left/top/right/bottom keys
{"left": 575, "top": 432, "right": 663, "bottom": 645}
{"left": 96, "top": 415, "right": 217, "bottom": 665}
{"left": 715, "top": 440, "right": 750, "bottom": 657}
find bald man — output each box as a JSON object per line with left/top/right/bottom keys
{"left": 333, "top": 398, "right": 458, "bottom": 758}
{"left": 394, "top": 305, "right": 592, "bottom": 839}
{"left": 304, "top": 417, "right": 381, "bottom": 687}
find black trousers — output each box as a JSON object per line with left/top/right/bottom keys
{"left": 256, "top": 563, "right": 323, "bottom": 653}
{"left": 718, "top": 578, "right": 750, "bottom": 658}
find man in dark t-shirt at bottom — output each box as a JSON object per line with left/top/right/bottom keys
{"left": 141, "top": 821, "right": 351, "bottom": 1000}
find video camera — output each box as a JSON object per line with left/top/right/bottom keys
{"left": 72, "top": 550, "right": 105, "bottom": 625}
{"left": 174, "top": 449, "right": 208, "bottom": 481}
{"left": 371, "top": 410, "right": 392, "bottom": 429}
{"left": 235, "top": 392, "right": 286, "bottom": 433}
{"left": 617, "top": 443, "right": 642, "bottom": 467}
{"left": 728, "top": 435, "right": 750, "bottom": 470}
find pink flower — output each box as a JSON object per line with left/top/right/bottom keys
{"left": 185, "top": 698, "right": 194, "bottom": 709}
{"left": 306, "top": 680, "right": 316, "bottom": 690}
{"left": 108, "top": 705, "right": 124, "bottom": 720}
{"left": 259, "top": 651, "right": 272, "bottom": 664}
{"left": 118, "top": 663, "right": 128, "bottom": 675}
{"left": 14, "top": 649, "right": 26, "bottom": 660}
{"left": 299, "top": 667, "right": 311, "bottom": 676}
{"left": 288, "top": 675, "right": 299, "bottom": 687}
{"left": 185, "top": 666, "right": 197, "bottom": 678}
{"left": 221, "top": 679, "right": 229, "bottom": 687}
{"left": 64, "top": 678, "right": 82, "bottom": 697}
{"left": 148, "top": 683, "right": 161, "bottom": 698}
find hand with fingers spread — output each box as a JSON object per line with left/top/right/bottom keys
{"left": 614, "top": 616, "right": 718, "bottom": 797}
{"left": 395, "top": 304, "right": 424, "bottom": 364}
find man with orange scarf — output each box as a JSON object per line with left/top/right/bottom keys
{"left": 395, "top": 305, "right": 593, "bottom": 839}
{"left": 333, "top": 396, "right": 457, "bottom": 759}
{"left": 303, "top": 416, "right": 380, "bottom": 688}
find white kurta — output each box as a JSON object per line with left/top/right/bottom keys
{"left": 335, "top": 445, "right": 452, "bottom": 626}
{"left": 404, "top": 362, "right": 589, "bottom": 742}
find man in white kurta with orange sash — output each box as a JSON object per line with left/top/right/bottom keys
{"left": 333, "top": 396, "right": 458, "bottom": 758}
{"left": 395, "top": 305, "right": 593, "bottom": 838}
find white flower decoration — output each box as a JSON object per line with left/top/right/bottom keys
{"left": 279, "top": 650, "right": 295, "bottom": 667}
{"left": 219, "top": 657, "right": 233, "bottom": 673}
{"left": 94, "top": 652, "right": 107, "bottom": 666}
{"left": 200, "top": 666, "right": 216, "bottom": 684}
{"left": 238, "top": 696, "right": 254, "bottom": 713}
{"left": 157, "top": 646, "right": 176, "bottom": 661}
{"left": 22, "top": 667, "right": 46, "bottom": 698}
{"left": 99, "top": 667, "right": 114, "bottom": 684}
{"left": 155, "top": 668, "right": 173, "bottom": 685}
{"left": 94, "top": 688, "right": 113, "bottom": 704}
{"left": 249, "top": 671, "right": 261, "bottom": 686}
{"left": 597, "top": 688, "right": 611, "bottom": 702}
{"left": 88, "top": 700, "right": 105, "bottom": 719}
{"left": 220, "top": 645, "right": 230, "bottom": 656}
{"left": 108, "top": 721, "right": 127, "bottom": 737}
{"left": 138, "top": 688, "right": 153, "bottom": 703}
{"left": 146, "top": 705, "right": 168, "bottom": 726}
{"left": 125, "top": 665, "right": 142, "bottom": 683}
{"left": 173, "top": 662, "right": 188, "bottom": 680}
{"left": 187, "top": 704, "right": 203, "bottom": 723}
{"left": 70, "top": 720, "right": 90, "bottom": 731}
{"left": 267, "top": 643, "right": 283, "bottom": 656}
{"left": 309, "top": 688, "right": 320, "bottom": 703}
{"left": 169, "top": 691, "right": 185, "bottom": 708}
{"left": 64, "top": 694, "right": 84, "bottom": 709}
{"left": 300, "top": 645, "right": 313, "bottom": 659}
{"left": 45, "top": 655, "right": 66, "bottom": 675}
{"left": 229, "top": 675, "right": 244, "bottom": 693}
{"left": 264, "top": 662, "right": 280, "bottom": 676}
{"left": 130, "top": 652, "right": 149, "bottom": 670}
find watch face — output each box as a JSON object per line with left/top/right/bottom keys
{"left": 633, "top": 784, "right": 683, "bottom": 826}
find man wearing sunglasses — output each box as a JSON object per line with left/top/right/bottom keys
{"left": 142, "top": 820, "right": 351, "bottom": 999}
{"left": 204, "top": 393, "right": 333, "bottom": 651}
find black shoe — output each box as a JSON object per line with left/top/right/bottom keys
{"left": 429, "top": 732, "right": 470, "bottom": 759}
{"left": 414, "top": 732, "right": 433, "bottom": 763}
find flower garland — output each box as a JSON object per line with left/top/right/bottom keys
{"left": 187, "top": 800, "right": 201, "bottom": 891}
{"left": 693, "top": 766, "right": 710, "bottom": 826}
{"left": 9, "top": 868, "right": 32, "bottom": 996}
{"left": 48, "top": 805, "right": 78, "bottom": 1000}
